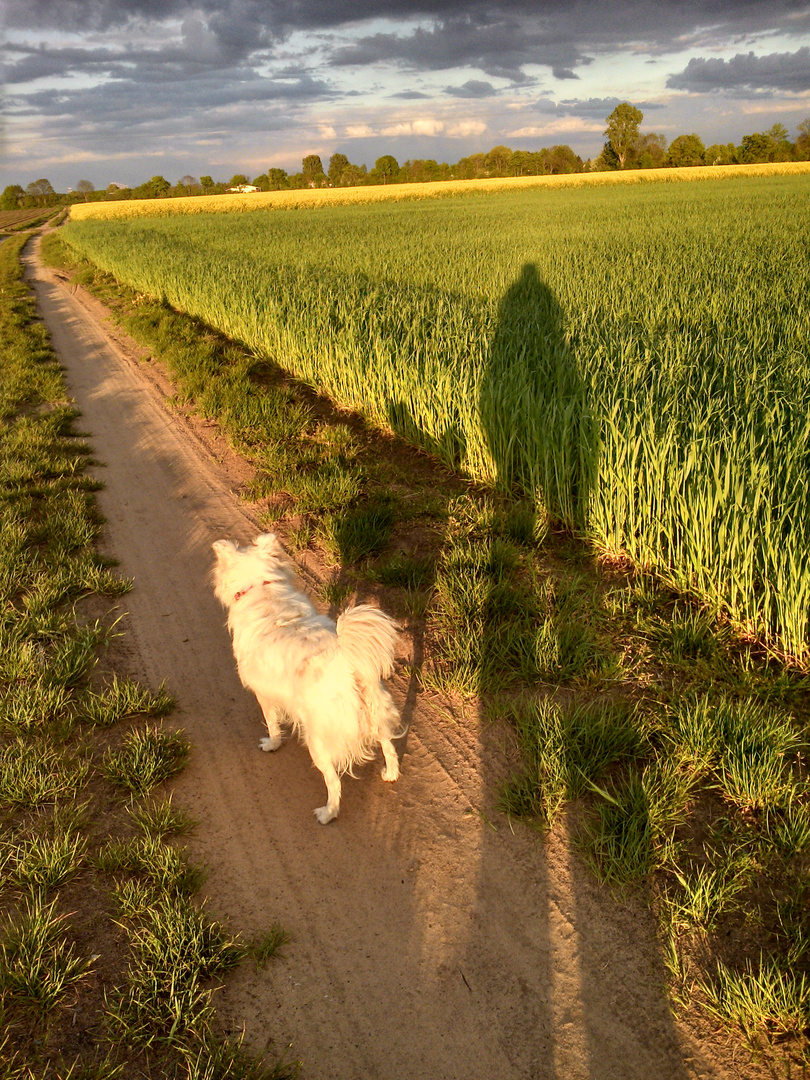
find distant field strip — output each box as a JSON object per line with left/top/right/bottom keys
{"left": 62, "top": 174, "right": 810, "bottom": 657}
{"left": 69, "top": 161, "right": 810, "bottom": 221}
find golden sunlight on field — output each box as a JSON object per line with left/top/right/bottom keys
{"left": 69, "top": 160, "right": 810, "bottom": 221}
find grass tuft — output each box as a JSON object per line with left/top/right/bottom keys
{"left": 107, "top": 894, "right": 245, "bottom": 1048}
{"left": 80, "top": 676, "right": 175, "bottom": 727}
{"left": 98, "top": 832, "right": 206, "bottom": 897}
{"left": 698, "top": 956, "right": 810, "bottom": 1052}
{"left": 0, "top": 893, "right": 93, "bottom": 1018}
{"left": 101, "top": 726, "right": 190, "bottom": 795}
{"left": 0, "top": 739, "right": 89, "bottom": 809}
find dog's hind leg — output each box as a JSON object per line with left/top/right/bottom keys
{"left": 309, "top": 746, "right": 342, "bottom": 824}
{"left": 380, "top": 738, "right": 400, "bottom": 782}
{"left": 256, "top": 695, "right": 283, "bottom": 752}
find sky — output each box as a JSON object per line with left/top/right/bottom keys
{"left": 2, "top": 0, "right": 810, "bottom": 192}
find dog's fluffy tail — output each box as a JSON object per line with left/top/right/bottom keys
{"left": 336, "top": 605, "right": 403, "bottom": 739}
{"left": 336, "top": 604, "right": 398, "bottom": 684}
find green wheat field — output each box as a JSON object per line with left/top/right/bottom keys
{"left": 63, "top": 173, "right": 810, "bottom": 660}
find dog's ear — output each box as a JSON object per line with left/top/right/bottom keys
{"left": 255, "top": 533, "right": 279, "bottom": 554}
{"left": 212, "top": 539, "right": 237, "bottom": 562}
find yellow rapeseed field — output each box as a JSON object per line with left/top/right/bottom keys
{"left": 69, "top": 160, "right": 810, "bottom": 221}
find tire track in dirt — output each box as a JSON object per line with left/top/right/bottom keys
{"left": 25, "top": 236, "right": 760, "bottom": 1080}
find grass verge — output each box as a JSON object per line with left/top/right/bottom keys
{"left": 1, "top": 231, "right": 297, "bottom": 1078}
{"left": 42, "top": 227, "right": 810, "bottom": 1073}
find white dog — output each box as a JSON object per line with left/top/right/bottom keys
{"left": 212, "top": 533, "right": 403, "bottom": 823}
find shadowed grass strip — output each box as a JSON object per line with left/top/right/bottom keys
{"left": 500, "top": 698, "right": 645, "bottom": 828}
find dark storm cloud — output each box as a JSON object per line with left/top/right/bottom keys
{"left": 9, "top": 1, "right": 810, "bottom": 87}
{"left": 325, "top": 2, "right": 809, "bottom": 85}
{"left": 667, "top": 47, "right": 810, "bottom": 93}
{"left": 329, "top": 14, "right": 581, "bottom": 83}
{"left": 444, "top": 79, "right": 498, "bottom": 97}
{"left": 3, "top": 13, "right": 270, "bottom": 90}
{"left": 9, "top": 0, "right": 810, "bottom": 37}
{"left": 5, "top": 46, "right": 125, "bottom": 85}
{"left": 9, "top": 69, "right": 332, "bottom": 134}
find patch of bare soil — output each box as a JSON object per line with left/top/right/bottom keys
{"left": 24, "top": 236, "right": 766, "bottom": 1080}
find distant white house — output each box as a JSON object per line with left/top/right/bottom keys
{"left": 226, "top": 184, "right": 260, "bottom": 193}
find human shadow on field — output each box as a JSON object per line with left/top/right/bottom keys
{"left": 457, "top": 263, "right": 692, "bottom": 1079}
{"left": 479, "top": 262, "right": 593, "bottom": 523}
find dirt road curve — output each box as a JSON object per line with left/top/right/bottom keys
{"left": 25, "top": 237, "right": 756, "bottom": 1080}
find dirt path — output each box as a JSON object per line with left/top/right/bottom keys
{"left": 25, "top": 237, "right": 758, "bottom": 1080}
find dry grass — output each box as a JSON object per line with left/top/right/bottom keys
{"left": 69, "top": 160, "right": 810, "bottom": 222}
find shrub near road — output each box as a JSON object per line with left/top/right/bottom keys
{"left": 63, "top": 174, "right": 810, "bottom": 660}
{"left": 0, "top": 233, "right": 295, "bottom": 1079}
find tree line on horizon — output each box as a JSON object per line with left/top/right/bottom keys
{"left": 4, "top": 104, "right": 809, "bottom": 211}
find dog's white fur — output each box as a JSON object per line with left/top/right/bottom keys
{"left": 212, "top": 533, "right": 403, "bottom": 823}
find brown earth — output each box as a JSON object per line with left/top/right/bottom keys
{"left": 24, "top": 235, "right": 766, "bottom": 1080}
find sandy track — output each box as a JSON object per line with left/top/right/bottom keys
{"left": 25, "top": 237, "right": 757, "bottom": 1080}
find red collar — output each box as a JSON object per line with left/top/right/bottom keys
{"left": 233, "top": 581, "right": 272, "bottom": 603}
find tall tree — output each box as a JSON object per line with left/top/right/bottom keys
{"left": 797, "top": 118, "right": 810, "bottom": 160}
{"left": 456, "top": 153, "right": 487, "bottom": 179}
{"left": 666, "top": 133, "right": 705, "bottom": 168}
{"left": 374, "top": 155, "right": 399, "bottom": 184}
{"left": 765, "top": 123, "right": 793, "bottom": 161}
{"left": 146, "top": 175, "right": 170, "bottom": 197}
{"left": 26, "top": 178, "right": 56, "bottom": 204}
{"left": 485, "top": 145, "right": 512, "bottom": 175}
{"left": 341, "top": 163, "right": 367, "bottom": 185}
{"left": 738, "top": 132, "right": 771, "bottom": 163}
{"left": 544, "top": 145, "right": 583, "bottom": 174}
{"left": 604, "top": 103, "right": 643, "bottom": 168}
{"left": 328, "top": 153, "right": 350, "bottom": 185}
{"left": 634, "top": 133, "right": 667, "bottom": 169}
{"left": 0, "top": 185, "right": 24, "bottom": 210}
{"left": 703, "top": 143, "right": 736, "bottom": 166}
{"left": 302, "top": 155, "right": 324, "bottom": 184}
{"left": 76, "top": 179, "right": 95, "bottom": 200}
{"left": 267, "top": 168, "right": 288, "bottom": 190}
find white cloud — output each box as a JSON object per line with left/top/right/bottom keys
{"left": 345, "top": 123, "right": 374, "bottom": 137}
{"left": 381, "top": 118, "right": 444, "bottom": 136}
{"left": 738, "top": 95, "right": 810, "bottom": 114}
{"left": 446, "top": 119, "right": 487, "bottom": 137}
{"left": 508, "top": 117, "right": 604, "bottom": 138}
{"left": 318, "top": 124, "right": 337, "bottom": 138}
{"left": 412, "top": 118, "right": 444, "bottom": 135}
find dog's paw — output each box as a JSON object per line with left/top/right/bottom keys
{"left": 381, "top": 762, "right": 399, "bottom": 782}
{"left": 259, "top": 735, "right": 282, "bottom": 752}
{"left": 314, "top": 805, "right": 338, "bottom": 825}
